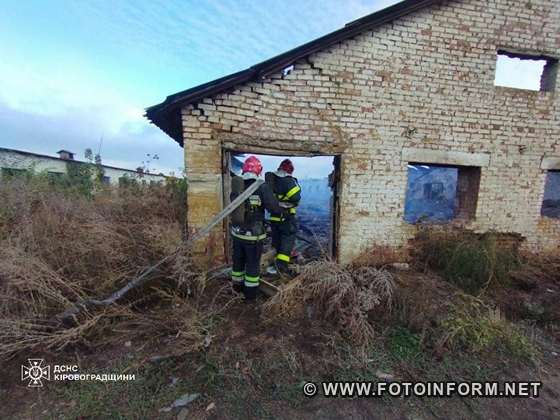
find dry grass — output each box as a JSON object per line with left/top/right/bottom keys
{"left": 103, "top": 285, "right": 239, "bottom": 354}
{"left": 0, "top": 177, "right": 201, "bottom": 359}
{"left": 351, "top": 244, "right": 407, "bottom": 268}
{"left": 411, "top": 227, "right": 521, "bottom": 295}
{"left": 263, "top": 259, "right": 395, "bottom": 348}
{"left": 512, "top": 249, "right": 560, "bottom": 286}
{"left": 391, "top": 271, "right": 538, "bottom": 361}
{"left": 0, "top": 176, "right": 549, "bottom": 367}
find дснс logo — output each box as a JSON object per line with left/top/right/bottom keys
{"left": 21, "top": 359, "right": 50, "bottom": 387}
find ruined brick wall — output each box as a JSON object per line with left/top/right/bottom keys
{"left": 182, "top": 0, "right": 560, "bottom": 264}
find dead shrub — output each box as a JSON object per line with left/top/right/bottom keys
{"left": 0, "top": 177, "right": 200, "bottom": 359}
{"left": 263, "top": 259, "right": 394, "bottom": 348}
{"left": 172, "top": 250, "right": 208, "bottom": 296}
{"left": 0, "top": 313, "right": 110, "bottom": 356}
{"left": 0, "top": 247, "right": 85, "bottom": 317}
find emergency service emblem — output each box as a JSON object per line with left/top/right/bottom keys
{"left": 21, "top": 359, "right": 50, "bottom": 387}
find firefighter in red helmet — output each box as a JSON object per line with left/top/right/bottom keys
{"left": 229, "top": 156, "right": 287, "bottom": 301}
{"left": 267, "top": 159, "right": 301, "bottom": 276}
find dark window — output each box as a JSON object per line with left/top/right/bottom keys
{"left": 102, "top": 176, "right": 111, "bottom": 185}
{"left": 1, "top": 167, "right": 27, "bottom": 179}
{"left": 47, "top": 171, "right": 64, "bottom": 184}
{"left": 404, "top": 164, "right": 481, "bottom": 224}
{"left": 541, "top": 171, "right": 560, "bottom": 219}
{"left": 495, "top": 50, "right": 558, "bottom": 92}
{"left": 118, "top": 176, "right": 137, "bottom": 188}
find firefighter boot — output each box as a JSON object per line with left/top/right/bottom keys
{"left": 243, "top": 285, "right": 258, "bottom": 301}
{"left": 275, "top": 259, "right": 296, "bottom": 278}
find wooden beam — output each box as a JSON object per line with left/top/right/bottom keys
{"left": 259, "top": 279, "right": 280, "bottom": 297}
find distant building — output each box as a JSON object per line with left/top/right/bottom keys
{"left": 0, "top": 147, "right": 167, "bottom": 185}
{"left": 57, "top": 149, "right": 75, "bottom": 161}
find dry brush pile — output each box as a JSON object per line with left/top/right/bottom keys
{"left": 0, "top": 178, "right": 215, "bottom": 359}
{"left": 263, "top": 260, "right": 395, "bottom": 348}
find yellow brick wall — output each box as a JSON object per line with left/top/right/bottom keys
{"left": 182, "top": 0, "right": 560, "bottom": 264}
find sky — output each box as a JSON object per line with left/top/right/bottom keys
{"left": 0, "top": 0, "right": 542, "bottom": 177}
{"left": 0, "top": 0, "right": 400, "bottom": 176}
{"left": 236, "top": 154, "right": 335, "bottom": 179}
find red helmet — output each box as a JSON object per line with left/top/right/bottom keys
{"left": 242, "top": 156, "right": 263, "bottom": 176}
{"left": 278, "top": 159, "right": 294, "bottom": 175}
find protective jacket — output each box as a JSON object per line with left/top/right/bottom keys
{"left": 230, "top": 177, "right": 284, "bottom": 242}
{"left": 269, "top": 171, "right": 301, "bottom": 222}
{"left": 230, "top": 176, "right": 285, "bottom": 297}
{"left": 267, "top": 171, "right": 301, "bottom": 271}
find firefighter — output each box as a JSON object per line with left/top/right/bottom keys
{"left": 268, "top": 159, "right": 301, "bottom": 276}
{"left": 230, "top": 156, "right": 287, "bottom": 301}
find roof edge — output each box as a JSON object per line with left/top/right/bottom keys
{"left": 0, "top": 147, "right": 167, "bottom": 177}
{"left": 146, "top": 0, "right": 442, "bottom": 144}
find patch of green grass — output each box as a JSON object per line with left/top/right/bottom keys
{"left": 417, "top": 230, "right": 520, "bottom": 295}
{"left": 388, "top": 327, "right": 423, "bottom": 363}
{"left": 271, "top": 382, "right": 307, "bottom": 403}
{"left": 441, "top": 302, "right": 538, "bottom": 362}
{"left": 91, "top": 349, "right": 272, "bottom": 419}
{"left": 50, "top": 359, "right": 196, "bottom": 419}
{"left": 182, "top": 349, "right": 298, "bottom": 418}
{"left": 316, "top": 336, "right": 413, "bottom": 407}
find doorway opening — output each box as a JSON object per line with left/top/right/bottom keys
{"left": 222, "top": 150, "right": 341, "bottom": 265}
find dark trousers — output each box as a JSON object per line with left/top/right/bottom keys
{"left": 232, "top": 237, "right": 263, "bottom": 299}
{"left": 271, "top": 219, "right": 297, "bottom": 272}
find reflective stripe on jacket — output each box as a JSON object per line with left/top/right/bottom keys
{"left": 231, "top": 228, "right": 267, "bottom": 242}
{"left": 269, "top": 173, "right": 301, "bottom": 223}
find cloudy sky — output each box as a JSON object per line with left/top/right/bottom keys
{"left": 0, "top": 0, "right": 401, "bottom": 176}
{"left": 0, "top": 0, "right": 542, "bottom": 177}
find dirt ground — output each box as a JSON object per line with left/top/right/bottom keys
{"left": 2, "top": 274, "right": 560, "bottom": 420}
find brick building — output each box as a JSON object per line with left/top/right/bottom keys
{"left": 147, "top": 0, "right": 560, "bottom": 264}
